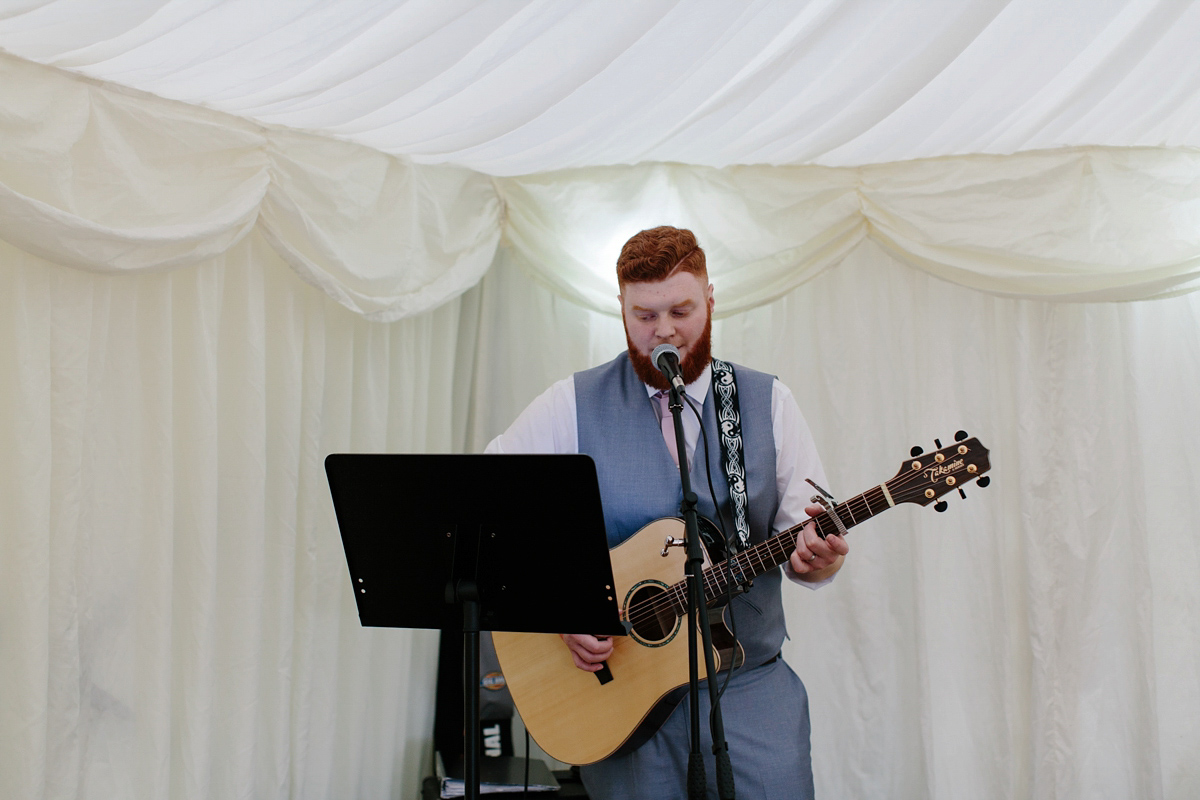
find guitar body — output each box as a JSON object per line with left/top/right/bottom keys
{"left": 492, "top": 517, "right": 742, "bottom": 766}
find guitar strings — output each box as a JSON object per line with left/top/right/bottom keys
{"left": 625, "top": 484, "right": 890, "bottom": 630}
{"left": 625, "top": 481, "right": 903, "bottom": 630}
{"left": 627, "top": 455, "right": 981, "bottom": 628}
{"left": 622, "top": 452, "right": 983, "bottom": 633}
{"left": 623, "top": 484, "right": 888, "bottom": 629}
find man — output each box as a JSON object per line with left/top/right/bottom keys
{"left": 485, "top": 226, "right": 847, "bottom": 799}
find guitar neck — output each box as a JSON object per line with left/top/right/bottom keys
{"left": 657, "top": 435, "right": 990, "bottom": 613}
{"left": 700, "top": 483, "right": 893, "bottom": 604}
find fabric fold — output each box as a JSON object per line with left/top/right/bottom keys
{"left": 0, "top": 55, "right": 505, "bottom": 321}
{"left": 499, "top": 147, "right": 1200, "bottom": 315}
{"left": 258, "top": 130, "right": 502, "bottom": 322}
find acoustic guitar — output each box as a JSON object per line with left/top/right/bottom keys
{"left": 492, "top": 435, "right": 991, "bottom": 765}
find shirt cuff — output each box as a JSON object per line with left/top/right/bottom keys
{"left": 784, "top": 561, "right": 837, "bottom": 590}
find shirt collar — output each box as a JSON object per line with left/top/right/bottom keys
{"left": 643, "top": 363, "right": 712, "bottom": 404}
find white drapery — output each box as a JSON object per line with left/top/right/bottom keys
{"left": 0, "top": 232, "right": 469, "bottom": 800}
{"left": 7, "top": 229, "right": 1200, "bottom": 800}
{"left": 3, "top": 5, "right": 1200, "bottom": 799}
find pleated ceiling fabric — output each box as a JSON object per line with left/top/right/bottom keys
{"left": 3, "top": 0, "right": 1199, "bottom": 173}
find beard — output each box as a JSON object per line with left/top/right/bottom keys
{"left": 625, "top": 311, "right": 713, "bottom": 392}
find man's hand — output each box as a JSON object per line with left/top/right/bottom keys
{"left": 560, "top": 633, "right": 614, "bottom": 672}
{"left": 789, "top": 502, "right": 849, "bottom": 581}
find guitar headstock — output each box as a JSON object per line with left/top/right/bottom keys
{"left": 886, "top": 432, "right": 991, "bottom": 510}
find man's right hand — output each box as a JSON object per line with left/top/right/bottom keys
{"left": 560, "top": 633, "right": 614, "bottom": 672}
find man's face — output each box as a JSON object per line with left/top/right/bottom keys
{"left": 620, "top": 271, "right": 715, "bottom": 389}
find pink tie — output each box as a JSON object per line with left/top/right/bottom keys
{"left": 656, "top": 391, "right": 680, "bottom": 466}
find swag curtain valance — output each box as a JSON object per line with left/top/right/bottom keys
{"left": 0, "top": 55, "right": 502, "bottom": 322}
{"left": 4, "top": 54, "right": 1200, "bottom": 322}
{"left": 498, "top": 148, "right": 1200, "bottom": 317}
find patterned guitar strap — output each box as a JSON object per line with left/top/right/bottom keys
{"left": 710, "top": 358, "right": 751, "bottom": 554}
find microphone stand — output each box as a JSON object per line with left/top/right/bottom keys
{"left": 667, "top": 384, "right": 736, "bottom": 800}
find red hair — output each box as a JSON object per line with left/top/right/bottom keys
{"left": 616, "top": 226, "right": 706, "bottom": 287}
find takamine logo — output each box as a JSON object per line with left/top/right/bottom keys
{"left": 924, "top": 458, "right": 964, "bottom": 480}
{"left": 481, "top": 671, "right": 507, "bottom": 691}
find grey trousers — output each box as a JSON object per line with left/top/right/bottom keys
{"left": 580, "top": 659, "right": 815, "bottom": 800}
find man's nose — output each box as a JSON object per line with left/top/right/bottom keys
{"left": 654, "top": 317, "right": 675, "bottom": 339}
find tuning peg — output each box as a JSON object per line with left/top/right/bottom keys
{"left": 910, "top": 445, "right": 924, "bottom": 457}
{"left": 934, "top": 438, "right": 943, "bottom": 449}
{"left": 934, "top": 500, "right": 948, "bottom": 512}
{"left": 958, "top": 487, "right": 967, "bottom": 499}
{"left": 977, "top": 476, "right": 990, "bottom": 488}
{"left": 954, "top": 430, "right": 969, "bottom": 441}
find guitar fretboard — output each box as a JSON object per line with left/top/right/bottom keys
{"left": 638, "top": 436, "right": 989, "bottom": 623}
{"left": 660, "top": 483, "right": 893, "bottom": 615}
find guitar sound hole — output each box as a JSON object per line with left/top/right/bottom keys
{"left": 626, "top": 582, "right": 681, "bottom": 645}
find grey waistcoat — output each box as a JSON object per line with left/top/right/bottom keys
{"left": 575, "top": 352, "right": 787, "bottom": 667}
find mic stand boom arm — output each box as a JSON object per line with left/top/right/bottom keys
{"left": 668, "top": 386, "right": 736, "bottom": 800}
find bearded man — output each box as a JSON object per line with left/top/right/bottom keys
{"left": 485, "top": 226, "right": 847, "bottom": 800}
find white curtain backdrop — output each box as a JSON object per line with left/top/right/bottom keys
{"left": 0, "top": 232, "right": 478, "bottom": 800}
{"left": 3, "top": 4, "right": 1200, "bottom": 799}
{"left": 4, "top": 186, "right": 1200, "bottom": 799}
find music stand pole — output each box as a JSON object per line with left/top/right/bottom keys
{"left": 668, "top": 387, "right": 735, "bottom": 800}
{"left": 446, "top": 578, "right": 482, "bottom": 800}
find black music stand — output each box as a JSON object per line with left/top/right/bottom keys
{"left": 325, "top": 453, "right": 624, "bottom": 800}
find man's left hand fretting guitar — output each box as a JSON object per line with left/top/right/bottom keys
{"left": 493, "top": 434, "right": 991, "bottom": 765}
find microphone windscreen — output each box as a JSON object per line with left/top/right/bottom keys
{"left": 651, "top": 343, "right": 680, "bottom": 368}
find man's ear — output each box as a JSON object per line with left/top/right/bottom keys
{"left": 707, "top": 283, "right": 715, "bottom": 312}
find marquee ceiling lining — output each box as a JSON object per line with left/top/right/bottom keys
{"left": 2, "top": 0, "right": 1198, "bottom": 176}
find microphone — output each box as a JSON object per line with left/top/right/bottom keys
{"left": 650, "top": 343, "right": 686, "bottom": 391}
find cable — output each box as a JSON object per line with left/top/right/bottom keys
{"left": 681, "top": 392, "right": 742, "bottom": 712}
{"left": 523, "top": 726, "right": 530, "bottom": 796}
